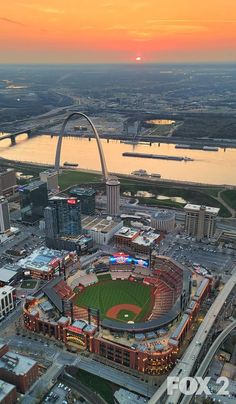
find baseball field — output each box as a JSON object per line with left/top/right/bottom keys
{"left": 75, "top": 280, "right": 153, "bottom": 323}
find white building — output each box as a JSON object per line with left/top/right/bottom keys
{"left": 106, "top": 176, "right": 120, "bottom": 216}
{"left": 82, "top": 215, "right": 123, "bottom": 245}
{"left": 184, "top": 204, "right": 219, "bottom": 241}
{"left": 0, "top": 286, "right": 15, "bottom": 321}
{"left": 0, "top": 198, "right": 10, "bottom": 233}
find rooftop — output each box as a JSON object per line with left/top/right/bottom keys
{"left": 0, "top": 285, "right": 14, "bottom": 298}
{"left": 0, "top": 380, "right": 16, "bottom": 401}
{"left": 184, "top": 204, "right": 220, "bottom": 214}
{"left": 152, "top": 210, "right": 175, "bottom": 219}
{"left": 132, "top": 231, "right": 160, "bottom": 246}
{"left": 0, "top": 266, "right": 18, "bottom": 283}
{"left": 19, "top": 180, "right": 46, "bottom": 192}
{"left": 19, "top": 247, "right": 68, "bottom": 273}
{"left": 0, "top": 351, "right": 37, "bottom": 375}
{"left": 82, "top": 215, "right": 122, "bottom": 233}
{"left": 70, "top": 187, "right": 96, "bottom": 197}
{"left": 115, "top": 226, "right": 139, "bottom": 240}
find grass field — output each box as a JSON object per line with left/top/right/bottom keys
{"left": 96, "top": 273, "right": 112, "bottom": 281}
{"left": 20, "top": 280, "right": 37, "bottom": 289}
{"left": 75, "top": 280, "right": 152, "bottom": 322}
{"left": 221, "top": 190, "right": 236, "bottom": 210}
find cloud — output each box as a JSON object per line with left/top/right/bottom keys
{"left": 17, "top": 3, "right": 64, "bottom": 14}
{"left": 0, "top": 17, "right": 25, "bottom": 26}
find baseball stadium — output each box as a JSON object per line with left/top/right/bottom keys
{"left": 23, "top": 253, "right": 212, "bottom": 375}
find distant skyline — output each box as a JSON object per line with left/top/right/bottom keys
{"left": 1, "top": 0, "right": 236, "bottom": 64}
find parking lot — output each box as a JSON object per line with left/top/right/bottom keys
{"left": 161, "top": 236, "right": 236, "bottom": 275}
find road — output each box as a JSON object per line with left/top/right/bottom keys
{"left": 148, "top": 270, "right": 236, "bottom": 404}
{"left": 180, "top": 320, "right": 236, "bottom": 404}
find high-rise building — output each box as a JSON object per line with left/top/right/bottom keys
{"left": 45, "top": 196, "right": 82, "bottom": 249}
{"left": 0, "top": 198, "right": 10, "bottom": 233}
{"left": 19, "top": 180, "right": 48, "bottom": 224}
{"left": 184, "top": 204, "right": 219, "bottom": 241}
{"left": 40, "top": 170, "right": 58, "bottom": 192}
{"left": 69, "top": 187, "right": 96, "bottom": 215}
{"left": 106, "top": 176, "right": 120, "bottom": 216}
{"left": 0, "top": 169, "right": 17, "bottom": 197}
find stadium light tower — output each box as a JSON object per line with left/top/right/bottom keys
{"left": 54, "top": 112, "right": 108, "bottom": 181}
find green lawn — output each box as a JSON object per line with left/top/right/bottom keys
{"left": 75, "top": 280, "right": 152, "bottom": 322}
{"left": 20, "top": 280, "right": 37, "bottom": 289}
{"left": 117, "top": 309, "right": 136, "bottom": 322}
{"left": 96, "top": 273, "right": 112, "bottom": 281}
{"left": 59, "top": 170, "right": 101, "bottom": 190}
{"left": 221, "top": 190, "right": 236, "bottom": 210}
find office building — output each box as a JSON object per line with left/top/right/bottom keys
{"left": 115, "top": 226, "right": 162, "bottom": 254}
{"left": 40, "top": 170, "right": 58, "bottom": 192}
{"left": 106, "top": 176, "right": 120, "bottom": 216}
{"left": 19, "top": 180, "right": 48, "bottom": 224}
{"left": 0, "top": 286, "right": 15, "bottom": 321}
{"left": 45, "top": 196, "right": 81, "bottom": 238}
{"left": 82, "top": 215, "right": 123, "bottom": 245}
{"left": 0, "top": 169, "right": 17, "bottom": 197}
{"left": 151, "top": 210, "right": 175, "bottom": 233}
{"left": 0, "top": 198, "right": 10, "bottom": 233}
{"left": 184, "top": 204, "right": 220, "bottom": 241}
{"left": 0, "top": 345, "right": 38, "bottom": 394}
{"left": 0, "top": 379, "right": 17, "bottom": 404}
{"left": 69, "top": 187, "right": 96, "bottom": 215}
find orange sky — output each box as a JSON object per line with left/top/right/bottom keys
{"left": 0, "top": 0, "right": 236, "bottom": 63}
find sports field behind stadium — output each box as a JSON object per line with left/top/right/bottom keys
{"left": 75, "top": 280, "right": 153, "bottom": 322}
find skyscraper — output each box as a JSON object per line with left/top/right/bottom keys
{"left": 45, "top": 196, "right": 81, "bottom": 242}
{"left": 184, "top": 204, "right": 219, "bottom": 241}
{"left": 106, "top": 176, "right": 120, "bottom": 216}
{"left": 69, "top": 187, "right": 96, "bottom": 215}
{"left": 0, "top": 198, "right": 10, "bottom": 233}
{"left": 19, "top": 180, "right": 48, "bottom": 224}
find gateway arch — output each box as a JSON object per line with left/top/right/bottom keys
{"left": 54, "top": 112, "right": 108, "bottom": 181}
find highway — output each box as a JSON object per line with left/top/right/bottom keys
{"left": 180, "top": 319, "right": 236, "bottom": 404}
{"left": 148, "top": 270, "right": 236, "bottom": 404}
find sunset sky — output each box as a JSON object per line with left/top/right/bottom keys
{"left": 1, "top": 0, "right": 236, "bottom": 63}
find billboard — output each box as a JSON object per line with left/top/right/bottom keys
{"left": 133, "top": 258, "right": 149, "bottom": 268}
{"left": 110, "top": 255, "right": 133, "bottom": 265}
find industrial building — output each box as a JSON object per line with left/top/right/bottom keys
{"left": 0, "top": 345, "right": 38, "bottom": 394}
{"left": 0, "top": 198, "right": 10, "bottom": 233}
{"left": 106, "top": 176, "right": 120, "bottom": 216}
{"left": 151, "top": 210, "right": 175, "bottom": 233}
{"left": 184, "top": 204, "right": 219, "bottom": 241}
{"left": 19, "top": 180, "right": 48, "bottom": 224}
{"left": 82, "top": 215, "right": 123, "bottom": 245}
{"left": 69, "top": 187, "right": 96, "bottom": 215}
{"left": 0, "top": 286, "right": 15, "bottom": 321}
{"left": 0, "top": 169, "right": 17, "bottom": 198}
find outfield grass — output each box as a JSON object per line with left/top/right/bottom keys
{"left": 96, "top": 273, "right": 112, "bottom": 281}
{"left": 75, "top": 280, "right": 152, "bottom": 322}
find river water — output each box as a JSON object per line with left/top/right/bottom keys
{"left": 0, "top": 135, "right": 236, "bottom": 185}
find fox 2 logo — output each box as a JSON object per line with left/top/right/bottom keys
{"left": 167, "top": 376, "right": 229, "bottom": 396}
